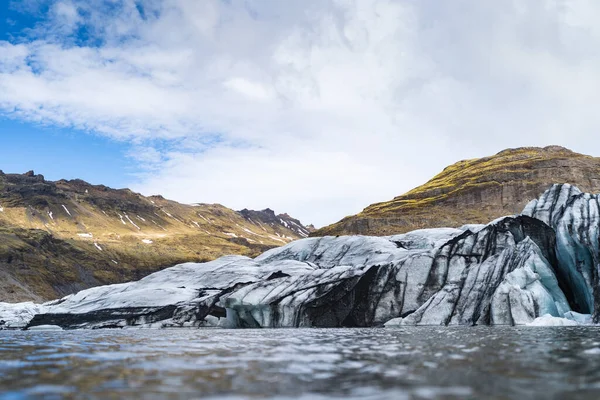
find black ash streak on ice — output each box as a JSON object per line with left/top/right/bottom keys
{"left": 0, "top": 184, "right": 599, "bottom": 329}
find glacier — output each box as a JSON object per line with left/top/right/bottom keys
{"left": 1, "top": 184, "right": 599, "bottom": 330}
{"left": 523, "top": 184, "right": 600, "bottom": 322}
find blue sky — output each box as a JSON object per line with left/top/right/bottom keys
{"left": 0, "top": 118, "right": 135, "bottom": 188}
{"left": 0, "top": 1, "right": 136, "bottom": 189}
{"left": 0, "top": 1, "right": 32, "bottom": 41}
{"left": 1, "top": 1, "right": 600, "bottom": 226}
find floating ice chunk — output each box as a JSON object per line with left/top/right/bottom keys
{"left": 526, "top": 314, "right": 578, "bottom": 326}
{"left": 27, "top": 325, "right": 63, "bottom": 331}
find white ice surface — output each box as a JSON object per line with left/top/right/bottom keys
{"left": 27, "top": 325, "right": 63, "bottom": 331}
{"left": 0, "top": 302, "right": 47, "bottom": 329}
{"left": 526, "top": 314, "right": 579, "bottom": 326}
{"left": 1, "top": 212, "right": 594, "bottom": 330}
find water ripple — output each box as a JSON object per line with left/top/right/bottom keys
{"left": 1, "top": 327, "right": 600, "bottom": 399}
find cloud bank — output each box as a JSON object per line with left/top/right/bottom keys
{"left": 1, "top": 0, "right": 600, "bottom": 226}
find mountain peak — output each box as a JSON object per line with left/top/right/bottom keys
{"left": 495, "top": 145, "right": 574, "bottom": 156}
{"left": 238, "top": 208, "right": 312, "bottom": 238}
{"left": 314, "top": 146, "right": 600, "bottom": 236}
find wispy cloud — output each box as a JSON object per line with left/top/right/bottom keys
{"left": 1, "top": 0, "right": 600, "bottom": 226}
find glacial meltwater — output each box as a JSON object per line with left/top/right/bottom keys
{"left": 2, "top": 327, "right": 600, "bottom": 399}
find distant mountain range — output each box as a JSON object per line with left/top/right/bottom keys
{"left": 314, "top": 146, "right": 600, "bottom": 236}
{"left": 0, "top": 171, "right": 313, "bottom": 302}
{"left": 5, "top": 145, "right": 600, "bottom": 304}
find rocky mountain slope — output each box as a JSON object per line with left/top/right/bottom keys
{"left": 4, "top": 184, "right": 599, "bottom": 329}
{"left": 314, "top": 146, "right": 600, "bottom": 236}
{"left": 0, "top": 171, "right": 312, "bottom": 302}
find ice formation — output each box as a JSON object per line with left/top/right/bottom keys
{"left": 1, "top": 185, "right": 599, "bottom": 330}
{"left": 526, "top": 314, "right": 579, "bottom": 327}
{"left": 523, "top": 184, "right": 600, "bottom": 322}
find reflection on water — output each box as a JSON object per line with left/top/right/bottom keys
{"left": 1, "top": 327, "right": 600, "bottom": 399}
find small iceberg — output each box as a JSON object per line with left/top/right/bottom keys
{"left": 526, "top": 314, "right": 579, "bottom": 327}
{"left": 27, "top": 325, "right": 64, "bottom": 331}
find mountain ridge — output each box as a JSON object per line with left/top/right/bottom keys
{"left": 313, "top": 146, "right": 600, "bottom": 236}
{"left": 0, "top": 170, "right": 312, "bottom": 302}
{"left": 5, "top": 183, "right": 600, "bottom": 330}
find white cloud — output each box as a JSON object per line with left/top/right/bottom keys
{"left": 127, "top": 145, "right": 163, "bottom": 168}
{"left": 224, "top": 78, "right": 274, "bottom": 101}
{"left": 1, "top": 0, "right": 600, "bottom": 226}
{"left": 51, "top": 1, "right": 81, "bottom": 31}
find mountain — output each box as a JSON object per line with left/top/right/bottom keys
{"left": 4, "top": 184, "right": 599, "bottom": 330}
{"left": 238, "top": 208, "right": 313, "bottom": 238}
{"left": 314, "top": 146, "right": 600, "bottom": 236}
{"left": 0, "top": 170, "right": 311, "bottom": 302}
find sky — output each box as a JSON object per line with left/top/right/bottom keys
{"left": 1, "top": 0, "right": 599, "bottom": 227}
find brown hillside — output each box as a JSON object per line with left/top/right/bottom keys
{"left": 313, "top": 146, "right": 600, "bottom": 237}
{"left": 0, "top": 171, "right": 310, "bottom": 302}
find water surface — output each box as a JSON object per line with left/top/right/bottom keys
{"left": 1, "top": 327, "right": 600, "bottom": 399}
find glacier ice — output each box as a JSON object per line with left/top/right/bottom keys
{"left": 27, "top": 325, "right": 64, "bottom": 331}
{"left": 523, "top": 184, "right": 600, "bottom": 320}
{"left": 0, "top": 302, "right": 47, "bottom": 330}
{"left": 2, "top": 184, "right": 600, "bottom": 329}
{"left": 526, "top": 314, "right": 579, "bottom": 327}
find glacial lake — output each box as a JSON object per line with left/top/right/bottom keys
{"left": 1, "top": 327, "right": 600, "bottom": 399}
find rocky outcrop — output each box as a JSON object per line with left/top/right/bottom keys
{"left": 238, "top": 209, "right": 313, "bottom": 238}
{"left": 1, "top": 211, "right": 584, "bottom": 329}
{"left": 315, "top": 146, "right": 600, "bottom": 236}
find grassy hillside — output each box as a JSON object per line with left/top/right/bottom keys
{"left": 314, "top": 146, "right": 600, "bottom": 236}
